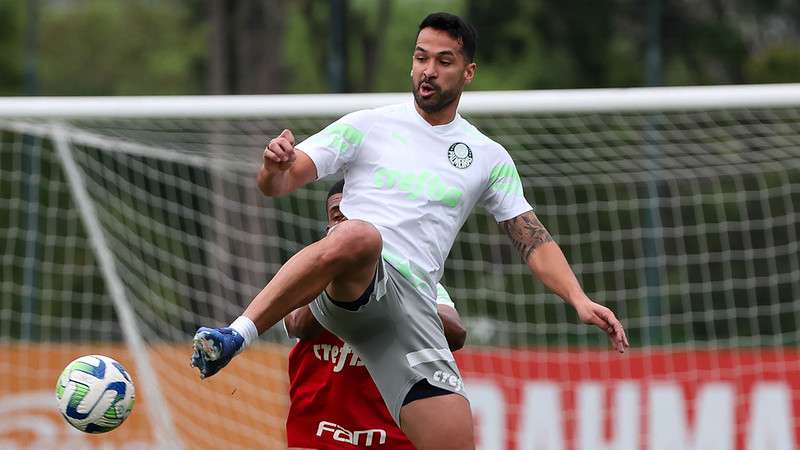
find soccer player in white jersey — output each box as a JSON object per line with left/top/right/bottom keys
{"left": 284, "top": 180, "right": 467, "bottom": 449}
{"left": 191, "top": 12, "right": 629, "bottom": 450}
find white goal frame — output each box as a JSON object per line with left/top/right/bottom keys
{"left": 2, "top": 83, "right": 799, "bottom": 449}
{"left": 1, "top": 83, "right": 799, "bottom": 119}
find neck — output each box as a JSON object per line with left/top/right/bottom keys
{"left": 414, "top": 94, "right": 462, "bottom": 126}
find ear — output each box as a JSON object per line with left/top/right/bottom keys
{"left": 464, "top": 62, "right": 476, "bottom": 84}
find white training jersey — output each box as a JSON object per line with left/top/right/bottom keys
{"left": 297, "top": 99, "right": 533, "bottom": 297}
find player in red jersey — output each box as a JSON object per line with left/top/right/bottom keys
{"left": 284, "top": 180, "right": 467, "bottom": 450}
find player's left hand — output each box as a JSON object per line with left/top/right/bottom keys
{"left": 574, "top": 300, "right": 629, "bottom": 353}
{"left": 190, "top": 327, "right": 244, "bottom": 379}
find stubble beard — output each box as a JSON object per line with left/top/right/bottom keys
{"left": 412, "top": 79, "right": 460, "bottom": 114}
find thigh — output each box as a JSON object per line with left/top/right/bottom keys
{"left": 309, "top": 256, "right": 393, "bottom": 342}
{"left": 400, "top": 393, "right": 475, "bottom": 450}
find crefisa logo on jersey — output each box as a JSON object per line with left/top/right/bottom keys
{"left": 447, "top": 142, "right": 473, "bottom": 169}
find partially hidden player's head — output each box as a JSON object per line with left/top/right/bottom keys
{"left": 326, "top": 179, "right": 346, "bottom": 234}
{"left": 412, "top": 12, "right": 477, "bottom": 114}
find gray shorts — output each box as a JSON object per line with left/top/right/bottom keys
{"left": 309, "top": 257, "right": 468, "bottom": 425}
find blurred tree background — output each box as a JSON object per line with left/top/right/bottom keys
{"left": 0, "top": 0, "right": 798, "bottom": 97}
{"left": 2, "top": 0, "right": 799, "bottom": 346}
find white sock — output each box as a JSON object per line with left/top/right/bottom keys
{"left": 229, "top": 316, "right": 259, "bottom": 349}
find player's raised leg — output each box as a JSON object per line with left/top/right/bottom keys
{"left": 191, "top": 218, "right": 381, "bottom": 378}
{"left": 243, "top": 218, "right": 381, "bottom": 332}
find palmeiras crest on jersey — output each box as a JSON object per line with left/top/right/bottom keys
{"left": 447, "top": 142, "right": 473, "bottom": 169}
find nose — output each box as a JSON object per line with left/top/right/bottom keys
{"left": 422, "top": 62, "right": 437, "bottom": 79}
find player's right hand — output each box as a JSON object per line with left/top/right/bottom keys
{"left": 263, "top": 129, "right": 297, "bottom": 172}
{"left": 190, "top": 327, "right": 244, "bottom": 379}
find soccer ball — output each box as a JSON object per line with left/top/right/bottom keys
{"left": 55, "top": 354, "right": 135, "bottom": 433}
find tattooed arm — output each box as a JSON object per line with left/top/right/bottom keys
{"left": 499, "top": 211, "right": 580, "bottom": 304}
{"left": 500, "top": 211, "right": 629, "bottom": 353}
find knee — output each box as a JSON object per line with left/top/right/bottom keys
{"left": 324, "top": 220, "right": 382, "bottom": 266}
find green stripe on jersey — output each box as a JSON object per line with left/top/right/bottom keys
{"left": 489, "top": 163, "right": 523, "bottom": 195}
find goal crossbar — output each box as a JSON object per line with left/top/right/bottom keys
{"left": 1, "top": 83, "right": 799, "bottom": 118}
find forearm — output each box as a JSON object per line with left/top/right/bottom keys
{"left": 500, "top": 213, "right": 629, "bottom": 353}
{"left": 256, "top": 165, "right": 294, "bottom": 197}
{"left": 526, "top": 241, "right": 589, "bottom": 307}
{"left": 501, "top": 211, "right": 589, "bottom": 307}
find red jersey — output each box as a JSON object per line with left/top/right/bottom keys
{"left": 286, "top": 329, "right": 415, "bottom": 449}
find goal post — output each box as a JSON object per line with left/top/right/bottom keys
{"left": 49, "top": 124, "right": 182, "bottom": 450}
{"left": 1, "top": 84, "right": 799, "bottom": 449}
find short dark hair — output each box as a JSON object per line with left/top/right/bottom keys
{"left": 327, "top": 179, "right": 345, "bottom": 200}
{"left": 417, "top": 12, "right": 477, "bottom": 63}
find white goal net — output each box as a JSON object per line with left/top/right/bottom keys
{"left": 1, "top": 85, "right": 799, "bottom": 450}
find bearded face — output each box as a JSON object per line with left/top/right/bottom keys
{"left": 411, "top": 28, "right": 475, "bottom": 116}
